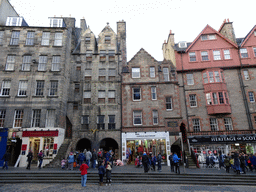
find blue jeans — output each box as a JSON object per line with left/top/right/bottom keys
{"left": 86, "top": 160, "right": 90, "bottom": 166}
{"left": 157, "top": 162, "right": 162, "bottom": 170}
{"left": 81, "top": 174, "right": 87, "bottom": 187}
{"left": 92, "top": 160, "right": 96, "bottom": 168}
{"left": 38, "top": 159, "right": 43, "bottom": 168}
{"left": 3, "top": 161, "right": 8, "bottom": 170}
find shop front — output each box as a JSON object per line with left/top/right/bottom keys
{"left": 122, "top": 131, "right": 171, "bottom": 166}
{"left": 188, "top": 134, "right": 256, "bottom": 163}
{"left": 18, "top": 128, "right": 65, "bottom": 167}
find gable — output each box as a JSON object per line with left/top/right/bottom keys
{"left": 240, "top": 25, "right": 256, "bottom": 47}
{"left": 128, "top": 48, "right": 159, "bottom": 66}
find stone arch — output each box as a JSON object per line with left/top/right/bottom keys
{"left": 76, "top": 138, "right": 92, "bottom": 152}
{"left": 99, "top": 137, "right": 119, "bottom": 152}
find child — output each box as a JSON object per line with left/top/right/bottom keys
{"left": 98, "top": 162, "right": 106, "bottom": 186}
{"left": 61, "top": 157, "right": 67, "bottom": 169}
{"left": 79, "top": 161, "right": 89, "bottom": 187}
{"left": 106, "top": 161, "right": 112, "bottom": 186}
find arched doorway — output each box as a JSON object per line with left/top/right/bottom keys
{"left": 99, "top": 138, "right": 119, "bottom": 158}
{"left": 171, "top": 144, "right": 181, "bottom": 158}
{"left": 76, "top": 138, "right": 92, "bottom": 152}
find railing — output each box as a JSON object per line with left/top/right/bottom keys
{"left": 188, "top": 130, "right": 256, "bottom": 136}
{"left": 190, "top": 147, "right": 200, "bottom": 168}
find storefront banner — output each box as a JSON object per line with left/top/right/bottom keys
{"left": 22, "top": 131, "right": 59, "bottom": 137}
{"left": 189, "top": 134, "right": 256, "bottom": 144}
{"left": 123, "top": 131, "right": 169, "bottom": 139}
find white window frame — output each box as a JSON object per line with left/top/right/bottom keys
{"left": 192, "top": 119, "right": 201, "bottom": 132}
{"left": 5, "top": 55, "right": 15, "bottom": 71}
{"left": 152, "top": 110, "right": 158, "bottom": 125}
{"left": 210, "top": 118, "right": 218, "bottom": 131}
{"left": 0, "top": 109, "right": 6, "bottom": 128}
{"left": 189, "top": 52, "right": 196, "bottom": 62}
{"left": 13, "top": 109, "right": 24, "bottom": 128}
{"left": 213, "top": 50, "right": 221, "bottom": 60}
{"left": 41, "top": 32, "right": 50, "bottom": 46}
{"left": 201, "top": 51, "right": 209, "bottom": 61}
{"left": 31, "top": 109, "right": 41, "bottom": 127}
{"left": 189, "top": 94, "right": 197, "bottom": 107}
{"left": 243, "top": 69, "right": 250, "bottom": 80}
{"left": 132, "top": 68, "right": 140, "bottom": 78}
{"left": 49, "top": 81, "right": 58, "bottom": 96}
{"left": 201, "top": 34, "right": 216, "bottom": 40}
{"left": 50, "top": 19, "right": 64, "bottom": 27}
{"left": 166, "top": 96, "right": 172, "bottom": 110}
{"left": 150, "top": 67, "right": 155, "bottom": 78}
{"left": 133, "top": 110, "right": 142, "bottom": 125}
{"left": 205, "top": 93, "right": 212, "bottom": 105}
{"left": 21, "top": 55, "right": 31, "bottom": 71}
{"left": 54, "top": 32, "right": 63, "bottom": 46}
{"left": 151, "top": 86, "right": 157, "bottom": 100}
{"left": 249, "top": 92, "right": 255, "bottom": 103}
{"left": 35, "top": 80, "right": 44, "bottom": 96}
{"left": 133, "top": 87, "right": 141, "bottom": 101}
{"left": 203, "top": 72, "right": 208, "bottom": 83}
{"left": 46, "top": 109, "right": 55, "bottom": 127}
{"left": 253, "top": 47, "right": 256, "bottom": 57}
{"left": 25, "top": 31, "right": 35, "bottom": 45}
{"left": 224, "top": 49, "right": 231, "bottom": 59}
{"left": 186, "top": 74, "right": 194, "bottom": 85}
{"left": 240, "top": 48, "right": 248, "bottom": 58}
{"left": 163, "top": 67, "right": 169, "bottom": 81}
{"left": 18, "top": 80, "right": 28, "bottom": 96}
{"left": 38, "top": 56, "right": 47, "bottom": 71}
{"left": 51, "top": 56, "right": 60, "bottom": 71}
{"left": 0, "top": 81, "right": 11, "bottom": 96}
{"left": 10, "top": 31, "right": 20, "bottom": 45}
{"left": 224, "top": 117, "right": 233, "bottom": 131}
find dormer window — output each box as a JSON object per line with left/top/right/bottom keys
{"left": 6, "top": 17, "right": 27, "bottom": 26}
{"left": 105, "top": 36, "right": 111, "bottom": 44}
{"left": 201, "top": 34, "right": 216, "bottom": 41}
{"left": 178, "top": 41, "right": 187, "bottom": 48}
{"left": 49, "top": 18, "right": 65, "bottom": 27}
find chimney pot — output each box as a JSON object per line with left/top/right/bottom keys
{"left": 170, "top": 30, "right": 172, "bottom": 34}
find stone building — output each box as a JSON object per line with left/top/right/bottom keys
{"left": 121, "top": 48, "right": 182, "bottom": 165}
{"left": 68, "top": 21, "right": 126, "bottom": 159}
{"left": 0, "top": 0, "right": 19, "bottom": 26}
{"left": 163, "top": 19, "right": 256, "bottom": 157}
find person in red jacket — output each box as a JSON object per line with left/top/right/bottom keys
{"left": 79, "top": 161, "right": 89, "bottom": 187}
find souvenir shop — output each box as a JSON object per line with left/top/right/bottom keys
{"left": 122, "top": 131, "right": 171, "bottom": 166}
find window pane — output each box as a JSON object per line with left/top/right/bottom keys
{"left": 203, "top": 72, "right": 208, "bottom": 83}
{"left": 192, "top": 119, "right": 200, "bottom": 132}
{"left": 132, "top": 68, "right": 140, "bottom": 78}
{"left": 31, "top": 109, "right": 41, "bottom": 127}
{"left": 189, "top": 94, "right": 197, "bottom": 107}
{"left": 224, "top": 117, "right": 233, "bottom": 131}
{"left": 46, "top": 109, "right": 55, "bottom": 127}
{"left": 213, "top": 50, "right": 221, "bottom": 60}
{"left": 133, "top": 88, "right": 141, "bottom": 100}
{"left": 166, "top": 96, "right": 172, "bottom": 110}
{"left": 210, "top": 118, "right": 218, "bottom": 131}
{"left": 224, "top": 49, "right": 230, "bottom": 59}
{"left": 54, "top": 33, "right": 63, "bottom": 46}
{"left": 153, "top": 110, "right": 158, "bottom": 125}
{"left": 0, "top": 109, "right": 6, "bottom": 127}
{"left": 25, "top": 32, "right": 35, "bottom": 45}
{"left": 14, "top": 110, "right": 24, "bottom": 128}
{"left": 151, "top": 86, "right": 157, "bottom": 100}
{"left": 201, "top": 51, "right": 209, "bottom": 61}
{"left": 42, "top": 32, "right": 50, "bottom": 45}
{"left": 133, "top": 111, "right": 142, "bottom": 125}
{"left": 39, "top": 56, "right": 47, "bottom": 71}
{"left": 212, "top": 93, "right": 218, "bottom": 104}
{"left": 163, "top": 67, "right": 169, "bottom": 81}
{"left": 186, "top": 74, "right": 194, "bottom": 85}
{"left": 189, "top": 52, "right": 196, "bottom": 62}
{"left": 150, "top": 67, "right": 155, "bottom": 78}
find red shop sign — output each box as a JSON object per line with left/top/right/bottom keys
{"left": 22, "top": 131, "right": 58, "bottom": 137}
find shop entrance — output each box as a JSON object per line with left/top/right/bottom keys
{"left": 29, "top": 138, "right": 40, "bottom": 163}
{"left": 76, "top": 138, "right": 92, "bottom": 152}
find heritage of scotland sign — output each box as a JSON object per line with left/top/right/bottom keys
{"left": 189, "top": 134, "right": 256, "bottom": 144}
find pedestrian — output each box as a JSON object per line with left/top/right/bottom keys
{"left": 250, "top": 153, "right": 256, "bottom": 172}
{"left": 78, "top": 151, "right": 85, "bottom": 167}
{"left": 234, "top": 151, "right": 240, "bottom": 174}
{"left": 61, "top": 157, "right": 67, "bottom": 169}
{"left": 248, "top": 154, "right": 253, "bottom": 172}
{"left": 224, "top": 155, "right": 230, "bottom": 173}
{"left": 79, "top": 160, "right": 89, "bottom": 187}
{"left": 157, "top": 152, "right": 162, "bottom": 172}
{"left": 239, "top": 152, "right": 246, "bottom": 174}
{"left": 2, "top": 150, "right": 11, "bottom": 170}
{"left": 91, "top": 149, "right": 97, "bottom": 169}
{"left": 152, "top": 154, "right": 157, "bottom": 171}
{"left": 106, "top": 161, "right": 112, "bottom": 186}
{"left": 37, "top": 150, "right": 44, "bottom": 169}
{"left": 98, "top": 149, "right": 103, "bottom": 168}
{"left": 173, "top": 152, "right": 180, "bottom": 174}
{"left": 85, "top": 150, "right": 92, "bottom": 167}
{"left": 142, "top": 152, "right": 149, "bottom": 173}
{"left": 98, "top": 162, "right": 106, "bottom": 186}
{"left": 26, "top": 150, "right": 33, "bottom": 170}
{"left": 169, "top": 152, "right": 174, "bottom": 172}
{"left": 67, "top": 152, "right": 74, "bottom": 170}
{"left": 105, "top": 150, "right": 111, "bottom": 166}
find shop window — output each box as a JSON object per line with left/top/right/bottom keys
{"left": 192, "top": 118, "right": 200, "bottom": 132}
{"left": 189, "top": 52, "right": 196, "bottom": 62}
{"left": 31, "top": 109, "right": 41, "bottom": 127}
{"left": 83, "top": 91, "right": 91, "bottom": 103}
{"left": 49, "top": 81, "right": 58, "bottom": 96}
{"left": 163, "top": 67, "right": 169, "bottom": 81}
{"left": 189, "top": 94, "right": 197, "bottom": 107}
{"left": 18, "top": 80, "right": 28, "bottom": 96}
{"left": 133, "top": 111, "right": 142, "bottom": 125}
{"left": 51, "top": 56, "right": 60, "bottom": 71}
{"left": 99, "top": 68, "right": 106, "bottom": 81}
{"left": 153, "top": 110, "right": 158, "bottom": 125}
{"left": 150, "top": 67, "right": 155, "bottom": 78}
{"left": 0, "top": 109, "right": 6, "bottom": 128}
{"left": 210, "top": 118, "right": 218, "bottom": 131}
{"left": 25, "top": 31, "right": 35, "bottom": 46}
{"left": 133, "top": 87, "right": 141, "bottom": 101}
{"left": 224, "top": 117, "right": 233, "bottom": 131}
{"left": 98, "top": 90, "right": 105, "bottom": 103}
{"left": 240, "top": 48, "right": 248, "bottom": 58}
{"left": 186, "top": 73, "right": 194, "bottom": 85}
{"left": 46, "top": 109, "right": 55, "bottom": 127}
{"left": 81, "top": 115, "right": 89, "bottom": 129}
{"left": 166, "top": 96, "right": 172, "bottom": 110}
{"left": 85, "top": 69, "right": 92, "bottom": 80}
{"left": 35, "top": 80, "right": 44, "bottom": 96}
{"left": 13, "top": 109, "right": 24, "bottom": 128}
{"left": 108, "top": 115, "right": 115, "bottom": 129}
{"left": 54, "top": 32, "right": 63, "bottom": 46}
{"left": 43, "top": 137, "right": 54, "bottom": 158}
{"left": 0, "top": 80, "right": 11, "bottom": 96}
{"left": 21, "top": 55, "right": 31, "bottom": 71}
{"left": 249, "top": 92, "right": 255, "bottom": 103}
{"left": 132, "top": 68, "right": 140, "bottom": 78}
{"left": 5, "top": 55, "right": 15, "bottom": 71}
{"left": 151, "top": 86, "right": 157, "bottom": 100}
{"left": 108, "top": 90, "right": 116, "bottom": 103}
{"left": 38, "top": 56, "right": 47, "bottom": 71}
{"left": 41, "top": 32, "right": 50, "bottom": 46}
{"left": 10, "top": 31, "right": 20, "bottom": 45}
{"left": 97, "top": 115, "right": 105, "bottom": 130}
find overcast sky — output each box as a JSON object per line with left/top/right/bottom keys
{"left": 10, "top": 0, "right": 255, "bottom": 61}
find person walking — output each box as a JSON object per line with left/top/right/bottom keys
{"left": 224, "top": 155, "right": 231, "bottom": 173}
{"left": 79, "top": 160, "right": 89, "bottom": 187}
{"left": 61, "top": 157, "right": 67, "bottom": 169}
{"left": 234, "top": 151, "right": 240, "bottom": 174}
{"left": 173, "top": 152, "right": 180, "bottom": 174}
{"left": 26, "top": 150, "right": 33, "bottom": 170}
{"left": 67, "top": 152, "right": 75, "bottom": 170}
{"left": 157, "top": 152, "right": 162, "bottom": 172}
{"left": 78, "top": 151, "right": 85, "bottom": 167}
{"left": 37, "top": 150, "right": 44, "bottom": 169}
{"left": 142, "top": 152, "right": 149, "bottom": 173}
{"left": 2, "top": 150, "right": 11, "bottom": 170}
{"left": 240, "top": 152, "right": 246, "bottom": 174}
{"left": 98, "top": 162, "right": 106, "bottom": 186}
{"left": 169, "top": 152, "right": 174, "bottom": 172}
{"left": 151, "top": 154, "right": 157, "bottom": 171}
{"left": 85, "top": 150, "right": 92, "bottom": 167}
{"left": 106, "top": 161, "right": 112, "bottom": 186}
{"left": 91, "top": 149, "right": 97, "bottom": 169}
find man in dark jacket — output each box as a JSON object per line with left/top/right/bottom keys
{"left": 169, "top": 152, "right": 174, "bottom": 172}
{"left": 91, "top": 149, "right": 97, "bottom": 169}
{"left": 157, "top": 153, "right": 162, "bottom": 171}
{"left": 142, "top": 152, "right": 149, "bottom": 173}
{"left": 26, "top": 150, "right": 33, "bottom": 170}
{"left": 2, "top": 151, "right": 11, "bottom": 170}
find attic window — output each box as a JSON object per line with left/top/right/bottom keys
{"left": 50, "top": 18, "right": 65, "bottom": 27}
{"left": 105, "top": 36, "right": 111, "bottom": 44}
{"left": 85, "top": 37, "right": 90, "bottom": 44}
{"left": 201, "top": 34, "right": 216, "bottom": 41}
{"left": 178, "top": 41, "right": 187, "bottom": 48}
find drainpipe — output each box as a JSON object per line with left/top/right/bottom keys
{"left": 237, "top": 49, "right": 253, "bottom": 130}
